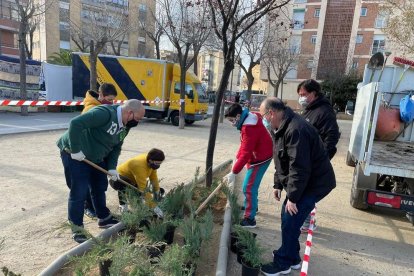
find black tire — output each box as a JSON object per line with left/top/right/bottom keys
{"left": 170, "top": 111, "right": 179, "bottom": 126}
{"left": 350, "top": 166, "right": 369, "bottom": 210}
{"left": 185, "top": 119, "right": 195, "bottom": 125}
{"left": 346, "top": 151, "right": 356, "bottom": 167}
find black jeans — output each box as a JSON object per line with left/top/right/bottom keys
{"left": 109, "top": 175, "right": 139, "bottom": 205}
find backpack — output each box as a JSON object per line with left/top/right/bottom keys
{"left": 399, "top": 92, "right": 414, "bottom": 123}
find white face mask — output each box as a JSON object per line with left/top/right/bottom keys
{"left": 298, "top": 96, "right": 309, "bottom": 107}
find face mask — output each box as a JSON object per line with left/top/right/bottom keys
{"left": 231, "top": 118, "right": 240, "bottom": 127}
{"left": 149, "top": 163, "right": 160, "bottom": 170}
{"left": 298, "top": 96, "right": 309, "bottom": 107}
{"left": 262, "top": 118, "right": 270, "bottom": 129}
{"left": 126, "top": 119, "right": 139, "bottom": 128}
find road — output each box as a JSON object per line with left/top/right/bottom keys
{"left": 0, "top": 114, "right": 413, "bottom": 275}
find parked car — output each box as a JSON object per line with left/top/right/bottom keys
{"left": 345, "top": 100, "right": 355, "bottom": 115}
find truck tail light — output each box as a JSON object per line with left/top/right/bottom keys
{"left": 367, "top": 191, "right": 401, "bottom": 209}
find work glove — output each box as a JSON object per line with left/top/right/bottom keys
{"left": 108, "top": 170, "right": 120, "bottom": 181}
{"left": 226, "top": 172, "right": 236, "bottom": 184}
{"left": 71, "top": 151, "right": 85, "bottom": 161}
{"left": 153, "top": 190, "right": 162, "bottom": 202}
{"left": 153, "top": 206, "right": 164, "bottom": 219}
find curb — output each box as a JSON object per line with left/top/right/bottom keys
{"left": 39, "top": 159, "right": 233, "bottom": 276}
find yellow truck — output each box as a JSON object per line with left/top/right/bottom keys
{"left": 72, "top": 53, "right": 209, "bottom": 125}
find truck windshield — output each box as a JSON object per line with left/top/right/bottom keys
{"left": 195, "top": 83, "right": 209, "bottom": 102}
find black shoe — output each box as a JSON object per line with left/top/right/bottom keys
{"left": 72, "top": 232, "right": 88, "bottom": 244}
{"left": 84, "top": 208, "right": 97, "bottom": 219}
{"left": 240, "top": 218, "right": 256, "bottom": 228}
{"left": 241, "top": 206, "right": 259, "bottom": 213}
{"left": 98, "top": 215, "right": 119, "bottom": 229}
{"left": 260, "top": 262, "right": 291, "bottom": 276}
{"left": 272, "top": 250, "right": 301, "bottom": 270}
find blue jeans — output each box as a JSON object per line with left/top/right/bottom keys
{"left": 273, "top": 194, "right": 323, "bottom": 269}
{"left": 60, "top": 151, "right": 110, "bottom": 226}
{"left": 242, "top": 160, "right": 271, "bottom": 220}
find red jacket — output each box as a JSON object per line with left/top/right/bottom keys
{"left": 232, "top": 112, "right": 273, "bottom": 174}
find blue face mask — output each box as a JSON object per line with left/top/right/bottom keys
{"left": 262, "top": 118, "right": 271, "bottom": 129}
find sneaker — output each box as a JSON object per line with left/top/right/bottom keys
{"left": 272, "top": 251, "right": 301, "bottom": 270}
{"left": 118, "top": 204, "right": 128, "bottom": 213}
{"left": 240, "top": 218, "right": 256, "bottom": 228}
{"left": 72, "top": 232, "right": 88, "bottom": 244}
{"left": 261, "top": 262, "right": 291, "bottom": 276}
{"left": 98, "top": 215, "right": 119, "bottom": 229}
{"left": 241, "top": 206, "right": 259, "bottom": 213}
{"left": 84, "top": 208, "right": 97, "bottom": 219}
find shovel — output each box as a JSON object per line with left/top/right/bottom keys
{"left": 368, "top": 52, "right": 385, "bottom": 83}
{"left": 65, "top": 149, "right": 139, "bottom": 192}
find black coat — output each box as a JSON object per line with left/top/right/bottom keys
{"left": 273, "top": 108, "right": 336, "bottom": 203}
{"left": 302, "top": 96, "right": 340, "bottom": 159}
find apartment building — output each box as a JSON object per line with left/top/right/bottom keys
{"left": 262, "top": 0, "right": 397, "bottom": 106}
{"left": 32, "top": 0, "right": 155, "bottom": 61}
{"left": 0, "top": 0, "right": 19, "bottom": 57}
{"left": 198, "top": 50, "right": 241, "bottom": 92}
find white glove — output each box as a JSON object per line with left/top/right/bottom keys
{"left": 108, "top": 170, "right": 120, "bottom": 181}
{"left": 153, "top": 206, "right": 164, "bottom": 219}
{"left": 71, "top": 151, "right": 85, "bottom": 161}
{"left": 226, "top": 172, "right": 236, "bottom": 183}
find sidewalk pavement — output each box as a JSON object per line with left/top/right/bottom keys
{"left": 0, "top": 111, "right": 79, "bottom": 135}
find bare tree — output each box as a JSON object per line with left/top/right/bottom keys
{"left": 14, "top": 0, "right": 51, "bottom": 116}
{"left": 236, "top": 21, "right": 267, "bottom": 93}
{"left": 158, "top": 0, "right": 211, "bottom": 129}
{"left": 69, "top": 2, "right": 131, "bottom": 91}
{"left": 205, "top": 0, "right": 291, "bottom": 187}
{"left": 110, "top": 33, "right": 127, "bottom": 56}
{"left": 142, "top": 6, "right": 165, "bottom": 59}
{"left": 382, "top": 0, "right": 414, "bottom": 55}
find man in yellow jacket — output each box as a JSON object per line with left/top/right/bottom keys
{"left": 109, "top": 148, "right": 165, "bottom": 217}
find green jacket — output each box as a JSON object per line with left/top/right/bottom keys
{"left": 57, "top": 105, "right": 128, "bottom": 170}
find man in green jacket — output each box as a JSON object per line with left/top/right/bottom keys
{"left": 57, "top": 99, "right": 145, "bottom": 243}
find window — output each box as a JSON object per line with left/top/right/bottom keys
{"left": 294, "top": 0, "right": 307, "bottom": 3}
{"left": 375, "top": 11, "right": 388, "bottom": 28}
{"left": 314, "top": 8, "right": 320, "bottom": 18}
{"left": 356, "top": 34, "right": 363, "bottom": 44}
{"left": 139, "top": 5, "right": 147, "bottom": 22}
{"left": 292, "top": 9, "right": 305, "bottom": 29}
{"left": 290, "top": 35, "right": 302, "bottom": 53}
{"left": 311, "top": 35, "right": 317, "bottom": 44}
{"left": 285, "top": 63, "right": 298, "bottom": 79}
{"left": 371, "top": 34, "right": 385, "bottom": 54}
{"left": 60, "top": 40, "right": 70, "bottom": 49}
{"left": 174, "top": 83, "right": 194, "bottom": 98}
{"left": 361, "top": 7, "right": 367, "bottom": 16}
{"left": 307, "top": 59, "right": 314, "bottom": 69}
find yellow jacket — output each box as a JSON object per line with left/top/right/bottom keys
{"left": 82, "top": 91, "right": 101, "bottom": 114}
{"left": 117, "top": 153, "right": 160, "bottom": 193}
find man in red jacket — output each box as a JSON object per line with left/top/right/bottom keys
{"left": 225, "top": 103, "right": 273, "bottom": 228}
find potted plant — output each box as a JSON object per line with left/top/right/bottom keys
{"left": 238, "top": 231, "right": 263, "bottom": 276}
{"left": 143, "top": 219, "right": 168, "bottom": 259}
{"left": 158, "top": 244, "right": 195, "bottom": 276}
{"left": 159, "top": 183, "right": 187, "bottom": 219}
{"left": 223, "top": 186, "right": 243, "bottom": 253}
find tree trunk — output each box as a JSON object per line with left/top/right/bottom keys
{"left": 219, "top": 97, "right": 225, "bottom": 123}
{"left": 89, "top": 41, "right": 98, "bottom": 91}
{"left": 193, "top": 54, "right": 198, "bottom": 76}
{"left": 206, "top": 62, "right": 233, "bottom": 187}
{"left": 155, "top": 42, "right": 160, "bottom": 59}
{"left": 179, "top": 65, "right": 186, "bottom": 129}
{"left": 19, "top": 20, "right": 28, "bottom": 116}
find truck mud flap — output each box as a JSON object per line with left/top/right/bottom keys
{"left": 366, "top": 189, "right": 414, "bottom": 212}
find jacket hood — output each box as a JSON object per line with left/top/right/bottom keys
{"left": 236, "top": 108, "right": 250, "bottom": 131}
{"left": 84, "top": 91, "right": 100, "bottom": 105}
{"left": 306, "top": 95, "right": 332, "bottom": 111}
{"left": 274, "top": 107, "right": 294, "bottom": 139}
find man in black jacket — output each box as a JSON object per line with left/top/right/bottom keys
{"left": 259, "top": 97, "right": 336, "bottom": 276}
{"left": 298, "top": 79, "right": 340, "bottom": 232}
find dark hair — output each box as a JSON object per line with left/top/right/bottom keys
{"left": 99, "top": 83, "right": 117, "bottom": 97}
{"left": 147, "top": 148, "right": 165, "bottom": 162}
{"left": 224, "top": 103, "right": 243, "bottom": 118}
{"left": 297, "top": 79, "right": 322, "bottom": 97}
{"left": 263, "top": 97, "right": 286, "bottom": 112}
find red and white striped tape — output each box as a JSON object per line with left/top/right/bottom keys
{"left": 300, "top": 207, "right": 316, "bottom": 276}
{"left": 0, "top": 99, "right": 178, "bottom": 106}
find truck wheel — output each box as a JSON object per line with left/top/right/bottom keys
{"left": 170, "top": 111, "right": 179, "bottom": 126}
{"left": 346, "top": 151, "right": 356, "bottom": 167}
{"left": 185, "top": 119, "right": 195, "bottom": 125}
{"left": 350, "top": 165, "right": 369, "bottom": 210}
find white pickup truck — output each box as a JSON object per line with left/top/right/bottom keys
{"left": 347, "top": 64, "right": 414, "bottom": 225}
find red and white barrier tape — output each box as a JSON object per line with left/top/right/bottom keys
{"left": 300, "top": 207, "right": 316, "bottom": 276}
{"left": 0, "top": 99, "right": 178, "bottom": 106}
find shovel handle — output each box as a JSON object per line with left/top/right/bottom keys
{"left": 195, "top": 182, "right": 225, "bottom": 216}
{"left": 64, "top": 149, "right": 139, "bottom": 192}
